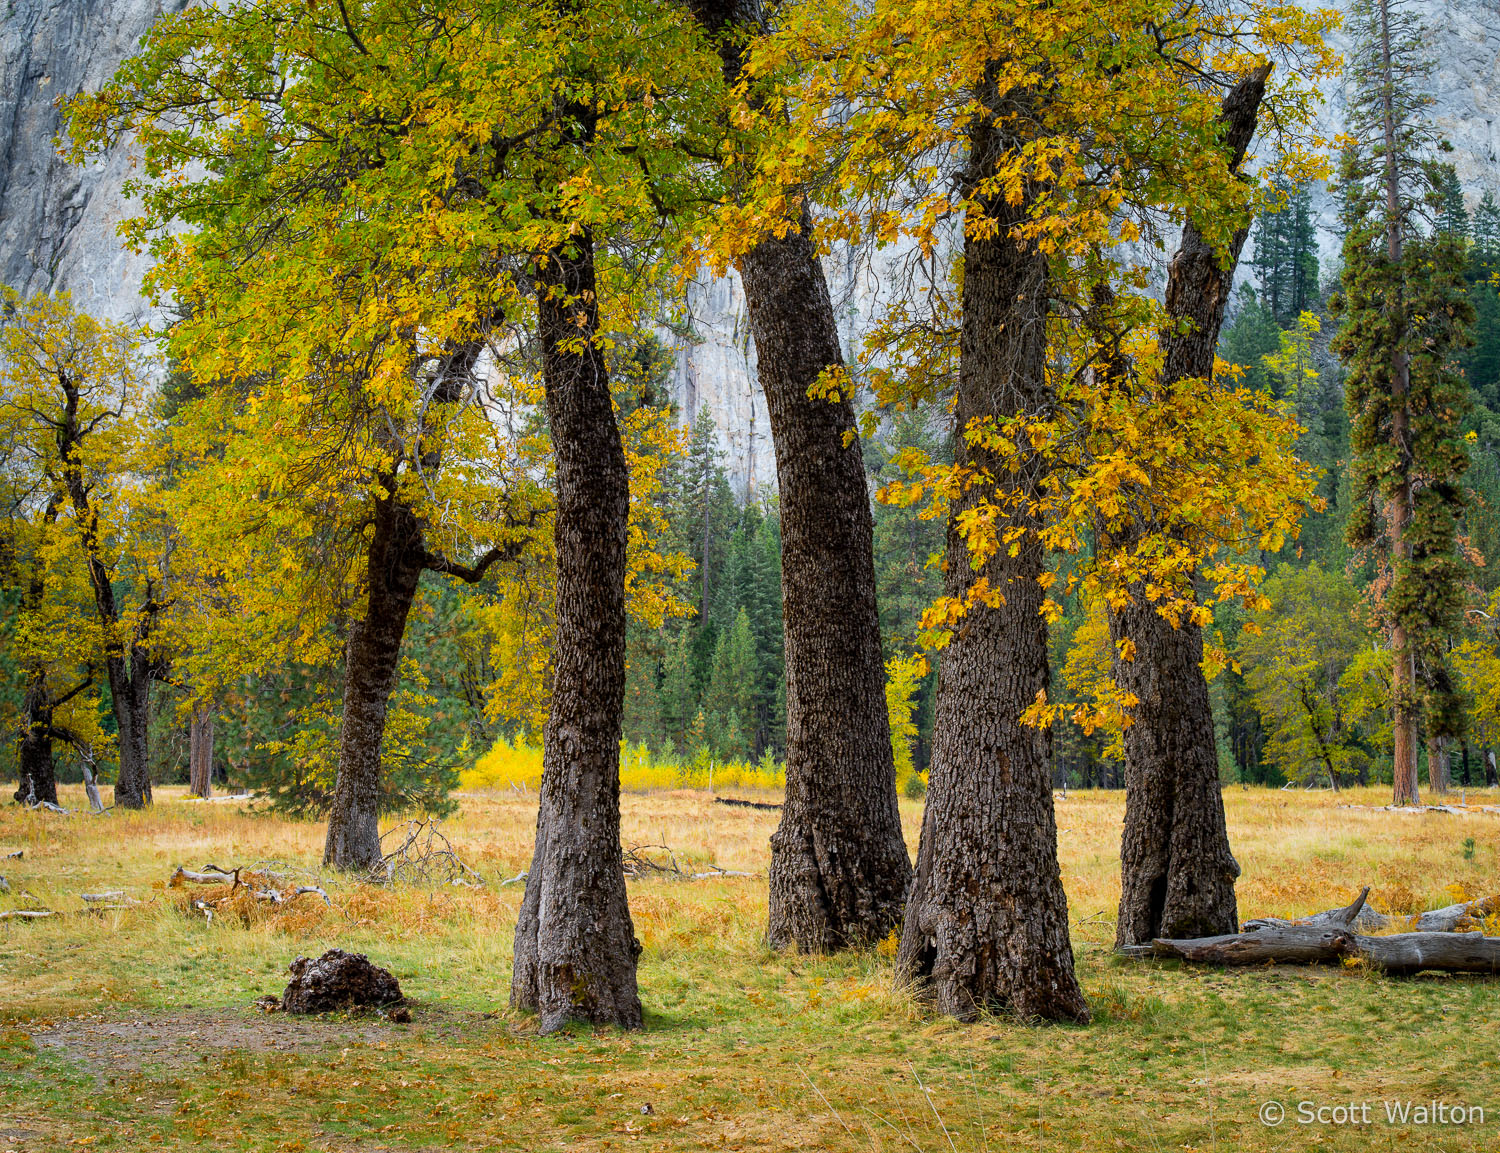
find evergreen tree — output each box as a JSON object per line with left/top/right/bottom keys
{"left": 1251, "top": 182, "right": 1320, "bottom": 324}
{"left": 1330, "top": 0, "right": 1476, "bottom": 805}
{"left": 1218, "top": 284, "right": 1283, "bottom": 394}
{"left": 1434, "top": 164, "right": 1470, "bottom": 241}
{"left": 1470, "top": 190, "right": 1500, "bottom": 273}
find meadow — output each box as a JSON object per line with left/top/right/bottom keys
{"left": 2, "top": 782, "right": 1498, "bottom": 1152}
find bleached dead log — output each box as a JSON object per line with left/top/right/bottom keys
{"left": 1151, "top": 925, "right": 1352, "bottom": 965}
{"left": 499, "top": 871, "right": 528, "bottom": 886}
{"left": 171, "top": 866, "right": 238, "bottom": 886}
{"left": 1148, "top": 923, "right": 1500, "bottom": 974}
{"left": 81, "top": 891, "right": 136, "bottom": 904}
{"left": 0, "top": 909, "right": 57, "bottom": 921}
{"left": 3, "top": 850, "right": 22, "bottom": 860}
{"left": 689, "top": 868, "right": 755, "bottom": 879}
{"left": 251, "top": 884, "right": 330, "bottom": 906}
{"left": 1242, "top": 886, "right": 1500, "bottom": 934}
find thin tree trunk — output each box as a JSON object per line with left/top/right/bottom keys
{"left": 895, "top": 78, "right": 1087, "bottom": 1024}
{"left": 323, "top": 487, "right": 427, "bottom": 871}
{"left": 189, "top": 707, "right": 214, "bottom": 799}
{"left": 510, "top": 225, "right": 642, "bottom": 1033}
{"left": 1109, "top": 68, "right": 1268, "bottom": 949}
{"left": 59, "top": 380, "right": 160, "bottom": 810}
{"left": 1375, "top": 0, "right": 1420, "bottom": 808}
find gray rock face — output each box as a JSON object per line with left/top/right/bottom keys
{"left": 1, "top": 0, "right": 1495, "bottom": 488}
{"left": 0, "top": 0, "right": 188, "bottom": 324}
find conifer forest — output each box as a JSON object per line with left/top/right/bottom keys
{"left": 3, "top": 0, "right": 1500, "bottom": 1150}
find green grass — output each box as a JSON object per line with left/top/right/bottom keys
{"left": 3, "top": 785, "right": 1500, "bottom": 1151}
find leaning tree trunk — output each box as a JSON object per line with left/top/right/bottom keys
{"left": 896, "top": 82, "right": 1088, "bottom": 1024}
{"left": 1110, "top": 67, "right": 1268, "bottom": 949}
{"left": 189, "top": 707, "right": 214, "bottom": 799}
{"left": 323, "top": 488, "right": 427, "bottom": 871}
{"left": 14, "top": 677, "right": 57, "bottom": 806}
{"left": 681, "top": 0, "right": 910, "bottom": 952}
{"left": 510, "top": 226, "right": 642, "bottom": 1033}
{"left": 743, "top": 212, "right": 911, "bottom": 951}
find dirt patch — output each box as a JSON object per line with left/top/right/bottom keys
{"left": 29, "top": 1006, "right": 429, "bottom": 1078}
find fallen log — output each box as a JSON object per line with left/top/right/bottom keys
{"left": 713, "top": 796, "right": 781, "bottom": 812}
{"left": 1242, "top": 886, "right": 1500, "bottom": 934}
{"left": 81, "top": 891, "right": 138, "bottom": 904}
{"left": 1147, "top": 923, "right": 1500, "bottom": 975}
{"left": 0, "top": 909, "right": 57, "bottom": 921}
{"left": 3, "top": 850, "right": 21, "bottom": 860}
{"left": 170, "top": 866, "right": 239, "bottom": 887}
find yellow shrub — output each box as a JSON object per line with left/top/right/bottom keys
{"left": 462, "top": 737, "right": 785, "bottom": 794}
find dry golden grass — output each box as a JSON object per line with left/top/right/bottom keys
{"left": 2, "top": 781, "right": 1499, "bottom": 1152}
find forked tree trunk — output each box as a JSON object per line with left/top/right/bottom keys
{"left": 323, "top": 487, "right": 427, "bottom": 871}
{"left": 682, "top": 0, "right": 910, "bottom": 952}
{"left": 1110, "top": 67, "right": 1268, "bottom": 949}
{"left": 510, "top": 225, "right": 642, "bottom": 1033}
{"left": 189, "top": 707, "right": 214, "bottom": 799}
{"left": 1111, "top": 598, "right": 1240, "bottom": 944}
{"left": 896, "top": 80, "right": 1088, "bottom": 1024}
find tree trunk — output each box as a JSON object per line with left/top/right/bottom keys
{"left": 742, "top": 214, "right": 911, "bottom": 951}
{"left": 1428, "top": 734, "right": 1450, "bottom": 794}
{"left": 189, "top": 707, "right": 214, "bottom": 799}
{"left": 14, "top": 676, "right": 57, "bottom": 806}
{"left": 323, "top": 487, "right": 427, "bottom": 871}
{"left": 1109, "top": 68, "right": 1268, "bottom": 949}
{"left": 1111, "top": 599, "right": 1240, "bottom": 945}
{"left": 895, "top": 80, "right": 1087, "bottom": 1024}
{"left": 681, "top": 0, "right": 910, "bottom": 953}
{"left": 1374, "top": 0, "right": 1420, "bottom": 809}
{"left": 510, "top": 226, "right": 642, "bottom": 1033}
{"left": 110, "top": 656, "right": 153, "bottom": 809}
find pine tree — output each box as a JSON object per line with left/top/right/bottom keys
{"left": 1330, "top": 0, "right": 1476, "bottom": 805}
{"left": 1252, "top": 182, "right": 1320, "bottom": 324}
{"left": 1434, "top": 164, "right": 1470, "bottom": 241}
{"left": 1473, "top": 190, "right": 1500, "bottom": 278}
{"left": 1218, "top": 284, "right": 1283, "bottom": 394}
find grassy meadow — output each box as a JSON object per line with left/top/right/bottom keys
{"left": 2, "top": 782, "right": 1499, "bottom": 1152}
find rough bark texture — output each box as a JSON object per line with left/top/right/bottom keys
{"left": 895, "top": 79, "right": 1087, "bottom": 1024}
{"left": 15, "top": 679, "right": 58, "bottom": 806}
{"left": 744, "top": 216, "right": 911, "bottom": 950}
{"left": 1110, "top": 68, "right": 1268, "bottom": 949}
{"left": 323, "top": 487, "right": 427, "bottom": 872}
{"left": 681, "top": 0, "right": 910, "bottom": 953}
{"left": 189, "top": 708, "right": 214, "bottom": 799}
{"left": 510, "top": 227, "right": 642, "bottom": 1034}
{"left": 280, "top": 949, "right": 403, "bottom": 1013}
